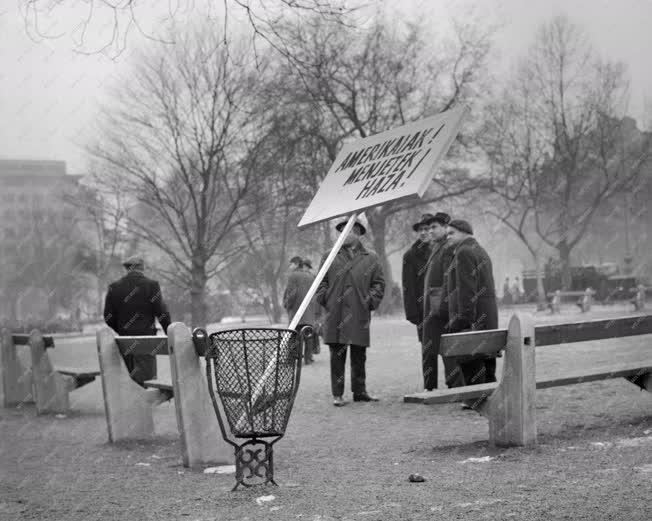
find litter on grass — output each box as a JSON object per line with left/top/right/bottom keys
{"left": 203, "top": 465, "right": 236, "bottom": 474}
{"left": 460, "top": 456, "right": 495, "bottom": 463}
{"left": 255, "top": 495, "right": 275, "bottom": 505}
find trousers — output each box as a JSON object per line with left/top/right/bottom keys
{"left": 328, "top": 343, "right": 367, "bottom": 397}
{"left": 121, "top": 354, "right": 157, "bottom": 387}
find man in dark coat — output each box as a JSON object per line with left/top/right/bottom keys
{"left": 402, "top": 214, "right": 434, "bottom": 342}
{"left": 421, "top": 212, "right": 458, "bottom": 390}
{"left": 444, "top": 220, "right": 498, "bottom": 388}
{"left": 283, "top": 256, "right": 318, "bottom": 365}
{"left": 316, "top": 216, "right": 385, "bottom": 406}
{"left": 103, "top": 256, "right": 171, "bottom": 386}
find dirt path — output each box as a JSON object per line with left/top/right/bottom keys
{"left": 1, "top": 311, "right": 651, "bottom": 520}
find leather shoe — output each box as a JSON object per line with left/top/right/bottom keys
{"left": 333, "top": 396, "right": 346, "bottom": 407}
{"left": 353, "top": 393, "right": 379, "bottom": 402}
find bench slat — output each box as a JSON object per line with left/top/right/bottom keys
{"left": 404, "top": 362, "right": 652, "bottom": 404}
{"left": 55, "top": 367, "right": 101, "bottom": 378}
{"left": 11, "top": 334, "right": 55, "bottom": 348}
{"left": 404, "top": 383, "right": 497, "bottom": 404}
{"left": 143, "top": 379, "right": 173, "bottom": 392}
{"left": 536, "top": 315, "right": 652, "bottom": 346}
{"left": 440, "top": 315, "right": 652, "bottom": 357}
{"left": 115, "top": 336, "right": 169, "bottom": 356}
{"left": 440, "top": 330, "right": 507, "bottom": 357}
{"left": 535, "top": 363, "right": 652, "bottom": 388}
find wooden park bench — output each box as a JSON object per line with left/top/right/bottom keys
{"left": 96, "top": 322, "right": 230, "bottom": 467}
{"left": 1, "top": 329, "right": 100, "bottom": 413}
{"left": 404, "top": 313, "right": 652, "bottom": 447}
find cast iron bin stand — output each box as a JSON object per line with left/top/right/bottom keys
{"left": 193, "top": 326, "right": 312, "bottom": 490}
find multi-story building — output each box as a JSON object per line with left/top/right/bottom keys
{"left": 0, "top": 159, "right": 81, "bottom": 321}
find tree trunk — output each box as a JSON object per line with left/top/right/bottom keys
{"left": 97, "top": 275, "right": 105, "bottom": 320}
{"left": 558, "top": 240, "right": 572, "bottom": 290}
{"left": 534, "top": 252, "right": 547, "bottom": 311}
{"left": 367, "top": 210, "right": 394, "bottom": 315}
{"left": 190, "top": 261, "right": 207, "bottom": 328}
{"left": 321, "top": 221, "right": 333, "bottom": 251}
{"left": 269, "top": 277, "right": 282, "bottom": 324}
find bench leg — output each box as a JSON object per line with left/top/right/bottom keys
{"left": 487, "top": 313, "right": 537, "bottom": 448}
{"left": 168, "top": 322, "right": 231, "bottom": 467}
{"left": 96, "top": 327, "right": 156, "bottom": 441}
{"left": 29, "top": 330, "right": 71, "bottom": 414}
{"left": 627, "top": 372, "right": 652, "bottom": 392}
{"left": 1, "top": 328, "right": 34, "bottom": 407}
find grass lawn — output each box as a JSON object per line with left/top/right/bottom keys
{"left": 1, "top": 306, "right": 651, "bottom": 520}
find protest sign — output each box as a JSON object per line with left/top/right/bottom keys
{"left": 298, "top": 106, "right": 468, "bottom": 228}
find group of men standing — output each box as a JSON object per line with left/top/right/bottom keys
{"left": 103, "top": 211, "right": 497, "bottom": 410}
{"left": 402, "top": 213, "right": 498, "bottom": 396}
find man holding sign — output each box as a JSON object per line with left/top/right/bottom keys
{"left": 290, "top": 106, "right": 466, "bottom": 407}
{"left": 316, "top": 216, "right": 385, "bottom": 406}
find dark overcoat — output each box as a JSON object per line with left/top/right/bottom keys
{"left": 421, "top": 237, "right": 455, "bottom": 388}
{"left": 103, "top": 270, "right": 171, "bottom": 385}
{"left": 104, "top": 271, "right": 171, "bottom": 335}
{"left": 283, "top": 269, "right": 318, "bottom": 325}
{"left": 446, "top": 236, "right": 498, "bottom": 333}
{"left": 402, "top": 239, "right": 431, "bottom": 338}
{"left": 316, "top": 244, "right": 385, "bottom": 347}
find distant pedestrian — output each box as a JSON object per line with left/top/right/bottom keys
{"left": 316, "top": 215, "right": 385, "bottom": 406}
{"left": 444, "top": 220, "right": 498, "bottom": 395}
{"left": 402, "top": 213, "right": 434, "bottom": 342}
{"left": 503, "top": 278, "right": 513, "bottom": 305}
{"left": 283, "top": 256, "right": 318, "bottom": 365}
{"left": 301, "top": 258, "right": 321, "bottom": 355}
{"left": 103, "top": 256, "right": 171, "bottom": 386}
{"left": 512, "top": 277, "right": 522, "bottom": 304}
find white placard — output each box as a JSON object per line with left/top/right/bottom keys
{"left": 298, "top": 106, "right": 468, "bottom": 228}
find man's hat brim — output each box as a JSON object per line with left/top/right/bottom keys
{"left": 412, "top": 215, "right": 437, "bottom": 231}
{"left": 335, "top": 220, "right": 366, "bottom": 235}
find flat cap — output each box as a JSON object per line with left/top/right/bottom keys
{"left": 433, "top": 212, "right": 451, "bottom": 226}
{"left": 412, "top": 213, "right": 436, "bottom": 231}
{"left": 122, "top": 255, "right": 145, "bottom": 268}
{"left": 448, "top": 219, "right": 473, "bottom": 235}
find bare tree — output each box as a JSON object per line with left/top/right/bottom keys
{"left": 88, "top": 25, "right": 268, "bottom": 326}
{"left": 277, "top": 15, "right": 492, "bottom": 311}
{"left": 62, "top": 171, "right": 129, "bottom": 317}
{"left": 19, "top": 0, "right": 352, "bottom": 58}
{"left": 484, "top": 15, "right": 652, "bottom": 291}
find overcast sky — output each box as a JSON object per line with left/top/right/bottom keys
{"left": 1, "top": 0, "right": 650, "bottom": 175}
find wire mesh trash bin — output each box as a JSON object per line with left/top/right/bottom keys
{"left": 193, "top": 326, "right": 311, "bottom": 490}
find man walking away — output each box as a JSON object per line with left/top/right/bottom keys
{"left": 316, "top": 215, "right": 385, "bottom": 406}
{"left": 283, "top": 256, "right": 318, "bottom": 365}
{"left": 103, "top": 256, "right": 171, "bottom": 386}
{"left": 444, "top": 220, "right": 498, "bottom": 392}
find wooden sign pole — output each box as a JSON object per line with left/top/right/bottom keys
{"left": 238, "top": 213, "right": 358, "bottom": 427}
